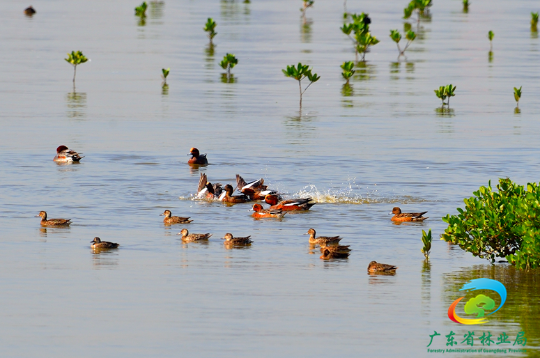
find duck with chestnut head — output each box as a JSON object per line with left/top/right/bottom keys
{"left": 188, "top": 147, "right": 208, "bottom": 165}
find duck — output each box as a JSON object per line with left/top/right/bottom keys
{"left": 367, "top": 261, "right": 397, "bottom": 273}
{"left": 36, "top": 211, "right": 71, "bottom": 226}
{"left": 220, "top": 184, "right": 249, "bottom": 203}
{"left": 266, "top": 195, "right": 316, "bottom": 211}
{"left": 391, "top": 207, "right": 428, "bottom": 222}
{"left": 222, "top": 233, "right": 252, "bottom": 245}
{"left": 196, "top": 173, "right": 222, "bottom": 199}
{"left": 251, "top": 204, "right": 286, "bottom": 219}
{"left": 177, "top": 228, "right": 212, "bottom": 242}
{"left": 320, "top": 245, "right": 351, "bottom": 259}
{"left": 188, "top": 147, "right": 208, "bottom": 165}
{"left": 24, "top": 6, "right": 36, "bottom": 16}
{"left": 160, "top": 210, "right": 193, "bottom": 225}
{"left": 236, "top": 174, "right": 279, "bottom": 200}
{"left": 305, "top": 228, "right": 342, "bottom": 247}
{"left": 53, "top": 145, "right": 83, "bottom": 163}
{"left": 90, "top": 237, "right": 119, "bottom": 249}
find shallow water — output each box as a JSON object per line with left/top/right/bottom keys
{"left": 1, "top": 0, "right": 539, "bottom": 357}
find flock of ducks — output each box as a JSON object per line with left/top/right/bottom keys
{"left": 43, "top": 146, "right": 430, "bottom": 273}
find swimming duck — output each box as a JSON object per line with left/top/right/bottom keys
{"left": 267, "top": 196, "right": 316, "bottom": 211}
{"left": 90, "top": 237, "right": 119, "bottom": 249}
{"left": 54, "top": 145, "right": 83, "bottom": 163}
{"left": 367, "top": 261, "right": 397, "bottom": 273}
{"left": 251, "top": 204, "right": 286, "bottom": 219}
{"left": 188, "top": 147, "right": 208, "bottom": 165}
{"left": 196, "top": 173, "right": 223, "bottom": 199}
{"left": 305, "top": 228, "right": 342, "bottom": 247}
{"left": 220, "top": 184, "right": 249, "bottom": 203}
{"left": 177, "top": 228, "right": 212, "bottom": 242}
{"left": 320, "top": 245, "right": 351, "bottom": 259}
{"left": 391, "top": 207, "right": 428, "bottom": 222}
{"left": 160, "top": 210, "right": 193, "bottom": 225}
{"left": 24, "top": 6, "right": 36, "bottom": 16}
{"left": 36, "top": 211, "right": 71, "bottom": 226}
{"left": 236, "top": 174, "right": 279, "bottom": 201}
{"left": 221, "top": 233, "right": 252, "bottom": 245}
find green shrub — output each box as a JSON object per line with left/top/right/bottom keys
{"left": 441, "top": 178, "right": 540, "bottom": 270}
{"left": 421, "top": 229, "right": 432, "bottom": 259}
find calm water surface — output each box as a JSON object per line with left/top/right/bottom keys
{"left": 1, "top": 0, "right": 539, "bottom": 357}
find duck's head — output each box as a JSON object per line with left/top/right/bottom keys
{"left": 305, "top": 228, "right": 316, "bottom": 237}
{"left": 320, "top": 249, "right": 330, "bottom": 259}
{"left": 223, "top": 184, "right": 234, "bottom": 195}
{"left": 264, "top": 194, "right": 279, "bottom": 206}
{"left": 222, "top": 233, "right": 233, "bottom": 241}
{"left": 189, "top": 147, "right": 200, "bottom": 157}
{"left": 368, "top": 261, "right": 377, "bottom": 267}
{"left": 252, "top": 204, "right": 263, "bottom": 212}
{"left": 56, "top": 145, "right": 69, "bottom": 153}
{"left": 91, "top": 237, "right": 102, "bottom": 243}
{"left": 161, "top": 210, "right": 171, "bottom": 217}
{"left": 36, "top": 211, "right": 47, "bottom": 219}
{"left": 392, "top": 207, "right": 401, "bottom": 215}
{"left": 178, "top": 228, "right": 189, "bottom": 237}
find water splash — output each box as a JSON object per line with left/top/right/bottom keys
{"left": 181, "top": 179, "right": 427, "bottom": 205}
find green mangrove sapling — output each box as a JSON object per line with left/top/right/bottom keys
{"left": 300, "top": 0, "right": 314, "bottom": 19}
{"left": 161, "top": 68, "right": 170, "bottom": 84}
{"left": 204, "top": 18, "right": 217, "bottom": 45}
{"left": 341, "top": 13, "right": 378, "bottom": 62}
{"left": 421, "top": 229, "right": 432, "bottom": 260}
{"left": 340, "top": 61, "right": 355, "bottom": 84}
{"left": 514, "top": 86, "right": 522, "bottom": 107}
{"left": 220, "top": 53, "right": 238, "bottom": 77}
{"left": 65, "top": 51, "right": 88, "bottom": 83}
{"left": 389, "top": 29, "right": 416, "bottom": 57}
{"left": 135, "top": 2, "right": 148, "bottom": 17}
{"left": 488, "top": 30, "right": 494, "bottom": 51}
{"left": 532, "top": 12, "right": 539, "bottom": 31}
{"left": 282, "top": 63, "right": 320, "bottom": 108}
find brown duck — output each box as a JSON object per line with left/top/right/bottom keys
{"left": 236, "top": 174, "right": 279, "bottom": 201}
{"left": 320, "top": 245, "right": 351, "bottom": 259}
{"left": 391, "top": 207, "right": 428, "bottom": 222}
{"left": 305, "top": 228, "right": 342, "bottom": 247}
{"left": 177, "top": 228, "right": 212, "bottom": 242}
{"left": 220, "top": 184, "right": 249, "bottom": 204}
{"left": 367, "top": 261, "right": 397, "bottom": 273}
{"left": 90, "top": 237, "right": 119, "bottom": 249}
{"left": 160, "top": 210, "right": 193, "bottom": 225}
{"left": 222, "top": 233, "right": 252, "bottom": 245}
{"left": 36, "top": 211, "right": 71, "bottom": 226}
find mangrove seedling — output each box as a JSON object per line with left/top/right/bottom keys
{"left": 161, "top": 68, "right": 170, "bottom": 84}
{"left": 300, "top": 0, "right": 314, "bottom": 19}
{"left": 340, "top": 61, "right": 355, "bottom": 84}
{"left": 462, "top": 0, "right": 469, "bottom": 12}
{"left": 341, "top": 13, "right": 378, "bottom": 62}
{"left": 434, "top": 86, "right": 447, "bottom": 106}
{"left": 389, "top": 29, "right": 416, "bottom": 57}
{"left": 220, "top": 53, "right": 238, "bottom": 77}
{"left": 532, "top": 12, "right": 539, "bottom": 31}
{"left": 204, "top": 18, "right": 217, "bottom": 45}
{"left": 488, "top": 30, "right": 494, "bottom": 51}
{"left": 403, "top": 0, "right": 432, "bottom": 26}
{"left": 421, "top": 229, "right": 432, "bottom": 260}
{"left": 135, "top": 2, "right": 148, "bottom": 17}
{"left": 65, "top": 51, "right": 88, "bottom": 83}
{"left": 282, "top": 63, "right": 320, "bottom": 108}
{"left": 445, "top": 84, "right": 456, "bottom": 106}
{"left": 514, "top": 86, "right": 522, "bottom": 107}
